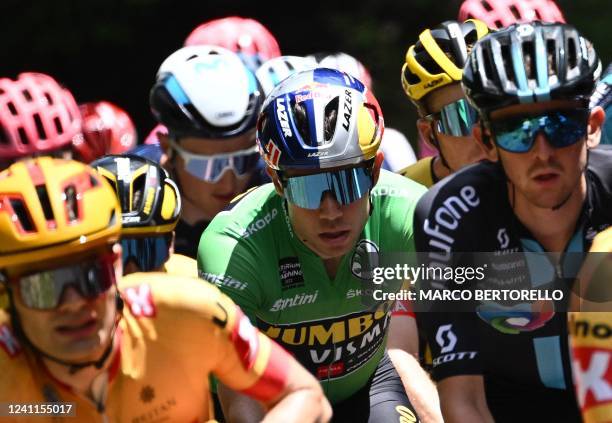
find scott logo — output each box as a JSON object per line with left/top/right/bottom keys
{"left": 276, "top": 98, "right": 292, "bottom": 137}
{"left": 497, "top": 228, "right": 510, "bottom": 249}
{"left": 436, "top": 324, "right": 457, "bottom": 353}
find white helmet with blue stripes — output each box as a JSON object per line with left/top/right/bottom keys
{"left": 150, "top": 45, "right": 262, "bottom": 138}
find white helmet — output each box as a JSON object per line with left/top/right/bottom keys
{"left": 149, "top": 45, "right": 262, "bottom": 138}
{"left": 309, "top": 52, "right": 373, "bottom": 90}
{"left": 255, "top": 55, "right": 316, "bottom": 97}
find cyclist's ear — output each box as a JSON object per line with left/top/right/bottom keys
{"left": 0, "top": 273, "right": 8, "bottom": 310}
{"left": 266, "top": 167, "right": 284, "bottom": 196}
{"left": 586, "top": 106, "right": 605, "bottom": 149}
{"left": 112, "top": 243, "right": 125, "bottom": 278}
{"left": 473, "top": 123, "right": 498, "bottom": 162}
{"left": 372, "top": 151, "right": 384, "bottom": 186}
{"left": 417, "top": 118, "right": 436, "bottom": 150}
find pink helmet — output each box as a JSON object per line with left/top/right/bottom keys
{"left": 73, "top": 101, "right": 137, "bottom": 163}
{"left": 458, "top": 0, "right": 565, "bottom": 29}
{"left": 0, "top": 72, "right": 81, "bottom": 160}
{"left": 143, "top": 124, "right": 168, "bottom": 145}
{"left": 184, "top": 16, "right": 281, "bottom": 70}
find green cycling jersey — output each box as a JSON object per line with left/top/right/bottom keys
{"left": 197, "top": 170, "right": 426, "bottom": 403}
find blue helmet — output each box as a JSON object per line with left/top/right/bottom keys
{"left": 256, "top": 68, "right": 384, "bottom": 171}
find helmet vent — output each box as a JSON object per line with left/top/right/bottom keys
{"left": 186, "top": 54, "right": 199, "bottom": 61}
{"left": 22, "top": 90, "right": 32, "bottom": 102}
{"left": 35, "top": 185, "right": 54, "bottom": 222}
{"left": 132, "top": 174, "right": 146, "bottom": 211}
{"left": 44, "top": 93, "right": 53, "bottom": 106}
{"left": 535, "top": 10, "right": 543, "bottom": 21}
{"left": 547, "top": 40, "right": 558, "bottom": 75}
{"left": 523, "top": 41, "right": 537, "bottom": 80}
{"left": 7, "top": 102, "right": 17, "bottom": 116}
{"left": 292, "top": 101, "right": 310, "bottom": 143}
{"left": 17, "top": 127, "right": 29, "bottom": 145}
{"left": 323, "top": 97, "right": 339, "bottom": 142}
{"left": 483, "top": 45, "right": 496, "bottom": 84}
{"left": 481, "top": 0, "right": 493, "bottom": 12}
{"left": 0, "top": 126, "right": 9, "bottom": 145}
{"left": 64, "top": 185, "right": 78, "bottom": 223}
{"left": 510, "top": 5, "right": 521, "bottom": 20}
{"left": 568, "top": 37, "right": 578, "bottom": 69}
{"left": 10, "top": 198, "right": 34, "bottom": 232}
{"left": 33, "top": 113, "right": 46, "bottom": 140}
{"left": 53, "top": 117, "right": 63, "bottom": 135}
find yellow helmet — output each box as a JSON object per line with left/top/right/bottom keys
{"left": 0, "top": 157, "right": 121, "bottom": 270}
{"left": 401, "top": 19, "right": 490, "bottom": 112}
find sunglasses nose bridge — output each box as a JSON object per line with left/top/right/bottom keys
{"left": 531, "top": 130, "right": 556, "bottom": 157}
{"left": 318, "top": 191, "right": 343, "bottom": 219}
{"left": 56, "top": 283, "right": 87, "bottom": 311}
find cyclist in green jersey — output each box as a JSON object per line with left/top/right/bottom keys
{"left": 198, "top": 68, "right": 439, "bottom": 422}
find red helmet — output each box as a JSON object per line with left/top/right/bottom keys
{"left": 0, "top": 72, "right": 81, "bottom": 160}
{"left": 143, "top": 124, "right": 168, "bottom": 145}
{"left": 184, "top": 16, "right": 281, "bottom": 70}
{"left": 458, "top": 0, "right": 565, "bottom": 29}
{"left": 73, "top": 101, "right": 137, "bottom": 163}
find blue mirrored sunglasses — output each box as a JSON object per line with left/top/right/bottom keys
{"left": 281, "top": 166, "right": 373, "bottom": 210}
{"left": 169, "top": 139, "right": 260, "bottom": 183}
{"left": 427, "top": 98, "right": 479, "bottom": 137}
{"left": 490, "top": 109, "right": 590, "bottom": 153}
{"left": 121, "top": 235, "right": 171, "bottom": 272}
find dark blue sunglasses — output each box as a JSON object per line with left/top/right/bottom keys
{"left": 489, "top": 109, "right": 590, "bottom": 153}
{"left": 121, "top": 235, "right": 171, "bottom": 271}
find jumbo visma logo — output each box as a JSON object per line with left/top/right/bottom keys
{"left": 257, "top": 309, "right": 390, "bottom": 380}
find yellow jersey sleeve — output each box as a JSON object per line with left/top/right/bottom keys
{"left": 399, "top": 157, "right": 435, "bottom": 188}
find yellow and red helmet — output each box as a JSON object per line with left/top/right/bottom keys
{"left": 0, "top": 157, "right": 121, "bottom": 270}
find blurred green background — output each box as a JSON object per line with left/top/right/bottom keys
{"left": 3, "top": 0, "right": 609, "bottom": 151}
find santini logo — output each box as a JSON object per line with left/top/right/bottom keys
{"left": 270, "top": 291, "right": 319, "bottom": 312}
